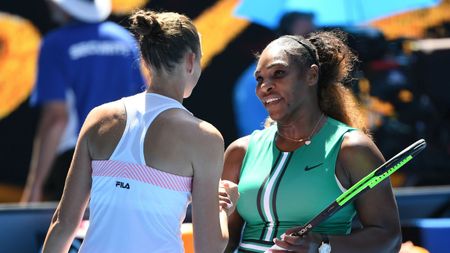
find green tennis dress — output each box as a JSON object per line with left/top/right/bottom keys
{"left": 236, "top": 117, "right": 357, "bottom": 253}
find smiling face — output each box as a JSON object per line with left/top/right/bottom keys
{"left": 254, "top": 39, "right": 319, "bottom": 123}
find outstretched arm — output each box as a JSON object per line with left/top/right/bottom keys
{"left": 190, "top": 121, "right": 229, "bottom": 253}
{"left": 41, "top": 108, "right": 95, "bottom": 253}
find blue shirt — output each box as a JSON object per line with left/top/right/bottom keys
{"left": 31, "top": 21, "right": 144, "bottom": 133}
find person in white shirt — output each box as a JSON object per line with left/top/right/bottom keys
{"left": 42, "top": 9, "right": 236, "bottom": 253}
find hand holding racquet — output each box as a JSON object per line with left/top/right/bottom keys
{"left": 267, "top": 139, "right": 427, "bottom": 252}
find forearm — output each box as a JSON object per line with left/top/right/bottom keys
{"left": 219, "top": 209, "right": 230, "bottom": 242}
{"left": 192, "top": 186, "right": 229, "bottom": 252}
{"left": 42, "top": 206, "right": 80, "bottom": 253}
{"left": 223, "top": 220, "right": 243, "bottom": 252}
{"left": 42, "top": 220, "right": 77, "bottom": 253}
{"left": 43, "top": 129, "right": 91, "bottom": 253}
{"left": 30, "top": 125, "right": 65, "bottom": 184}
{"left": 194, "top": 210, "right": 229, "bottom": 253}
{"left": 328, "top": 226, "right": 402, "bottom": 253}
{"left": 224, "top": 212, "right": 244, "bottom": 253}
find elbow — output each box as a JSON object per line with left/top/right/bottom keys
{"left": 50, "top": 208, "right": 62, "bottom": 227}
{"left": 388, "top": 233, "right": 402, "bottom": 253}
{"left": 388, "top": 218, "right": 403, "bottom": 252}
{"left": 391, "top": 227, "right": 402, "bottom": 253}
{"left": 380, "top": 223, "right": 402, "bottom": 253}
{"left": 194, "top": 228, "right": 229, "bottom": 253}
{"left": 49, "top": 210, "right": 64, "bottom": 232}
{"left": 360, "top": 223, "right": 402, "bottom": 253}
{"left": 49, "top": 208, "right": 78, "bottom": 234}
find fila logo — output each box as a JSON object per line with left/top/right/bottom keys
{"left": 116, "top": 181, "right": 130, "bottom": 189}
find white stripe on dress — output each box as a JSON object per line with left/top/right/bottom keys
{"left": 240, "top": 242, "right": 271, "bottom": 252}
{"left": 262, "top": 152, "right": 289, "bottom": 241}
{"left": 92, "top": 160, "right": 192, "bottom": 192}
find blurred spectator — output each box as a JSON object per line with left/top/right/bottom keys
{"left": 405, "top": 35, "right": 450, "bottom": 186}
{"left": 21, "top": 0, "right": 144, "bottom": 202}
{"left": 277, "top": 11, "right": 315, "bottom": 38}
{"left": 233, "top": 11, "right": 315, "bottom": 136}
{"left": 425, "top": 21, "right": 450, "bottom": 38}
{"left": 354, "top": 23, "right": 450, "bottom": 186}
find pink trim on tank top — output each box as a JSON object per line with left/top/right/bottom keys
{"left": 92, "top": 160, "right": 192, "bottom": 192}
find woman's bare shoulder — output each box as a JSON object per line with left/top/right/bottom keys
{"left": 83, "top": 100, "right": 126, "bottom": 133}
{"left": 225, "top": 136, "right": 250, "bottom": 157}
{"left": 222, "top": 136, "right": 251, "bottom": 182}
{"left": 82, "top": 100, "right": 126, "bottom": 159}
{"left": 149, "top": 110, "right": 225, "bottom": 164}
{"left": 338, "top": 130, "right": 385, "bottom": 184}
{"left": 165, "top": 110, "right": 224, "bottom": 146}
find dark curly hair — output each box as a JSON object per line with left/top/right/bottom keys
{"left": 279, "top": 30, "right": 369, "bottom": 134}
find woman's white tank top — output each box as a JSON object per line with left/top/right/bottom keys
{"left": 79, "top": 92, "right": 193, "bottom": 253}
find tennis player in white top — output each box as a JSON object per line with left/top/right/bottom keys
{"left": 42, "top": 9, "right": 237, "bottom": 253}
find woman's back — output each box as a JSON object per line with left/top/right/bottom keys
{"left": 41, "top": 10, "right": 229, "bottom": 253}
{"left": 80, "top": 92, "right": 197, "bottom": 252}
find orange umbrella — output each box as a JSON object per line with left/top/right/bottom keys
{"left": 111, "top": 0, "right": 149, "bottom": 15}
{"left": 370, "top": 0, "right": 450, "bottom": 39}
{"left": 0, "top": 12, "right": 41, "bottom": 119}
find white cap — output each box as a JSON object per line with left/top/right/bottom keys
{"left": 49, "top": 0, "right": 112, "bottom": 22}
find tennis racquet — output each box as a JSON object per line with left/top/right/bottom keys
{"left": 286, "top": 138, "right": 427, "bottom": 237}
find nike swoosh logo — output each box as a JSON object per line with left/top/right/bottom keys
{"left": 304, "top": 163, "right": 323, "bottom": 171}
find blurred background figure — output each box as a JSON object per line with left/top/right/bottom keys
{"left": 233, "top": 11, "right": 316, "bottom": 137}
{"left": 20, "top": 0, "right": 144, "bottom": 202}
{"left": 277, "top": 11, "right": 315, "bottom": 37}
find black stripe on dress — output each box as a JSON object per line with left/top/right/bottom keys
{"left": 256, "top": 152, "right": 282, "bottom": 240}
{"left": 272, "top": 152, "right": 293, "bottom": 238}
